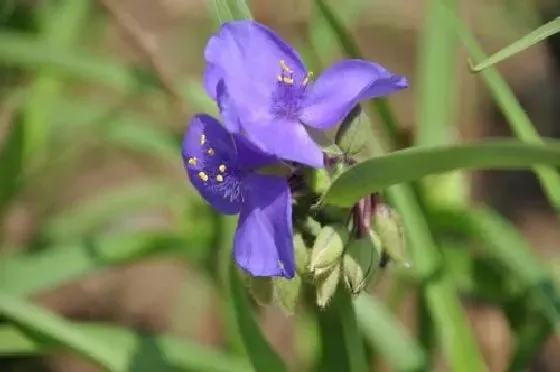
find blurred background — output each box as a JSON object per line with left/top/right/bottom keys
{"left": 0, "top": 0, "right": 559, "bottom": 371}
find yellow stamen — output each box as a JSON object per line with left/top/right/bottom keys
{"left": 283, "top": 76, "right": 294, "bottom": 84}
{"left": 216, "top": 174, "right": 224, "bottom": 182}
{"left": 279, "top": 59, "right": 292, "bottom": 73}
{"left": 188, "top": 157, "right": 197, "bottom": 166}
{"left": 200, "top": 134, "right": 206, "bottom": 145}
{"left": 219, "top": 164, "right": 226, "bottom": 172}
{"left": 198, "top": 171, "right": 209, "bottom": 182}
{"left": 207, "top": 147, "right": 215, "bottom": 155}
{"left": 302, "top": 71, "right": 314, "bottom": 86}
{"left": 277, "top": 75, "right": 283, "bottom": 82}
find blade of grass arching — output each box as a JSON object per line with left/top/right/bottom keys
{"left": 440, "top": 2, "right": 560, "bottom": 213}
{"left": 314, "top": 0, "right": 400, "bottom": 146}
{"left": 22, "top": 0, "right": 91, "bottom": 164}
{"left": 0, "top": 232, "right": 206, "bottom": 297}
{"left": 354, "top": 294, "right": 427, "bottom": 371}
{"left": 0, "top": 322, "right": 252, "bottom": 372}
{"left": 322, "top": 140, "right": 560, "bottom": 207}
{"left": 469, "top": 17, "right": 560, "bottom": 72}
{"left": 42, "top": 181, "right": 183, "bottom": 243}
{"left": 0, "top": 292, "right": 120, "bottom": 371}
{"left": 317, "top": 1, "right": 487, "bottom": 370}
{"left": 0, "top": 32, "right": 137, "bottom": 92}
{"left": 416, "top": 0, "right": 457, "bottom": 146}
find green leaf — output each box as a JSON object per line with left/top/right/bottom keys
{"left": 0, "top": 292, "right": 120, "bottom": 371}
{"left": 469, "top": 16, "right": 560, "bottom": 72}
{"left": 323, "top": 140, "right": 560, "bottom": 207}
{"left": 354, "top": 294, "right": 426, "bottom": 371}
{"left": 0, "top": 322, "right": 251, "bottom": 372}
{"left": 229, "top": 263, "right": 287, "bottom": 372}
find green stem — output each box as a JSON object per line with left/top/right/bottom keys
{"left": 335, "top": 290, "right": 369, "bottom": 372}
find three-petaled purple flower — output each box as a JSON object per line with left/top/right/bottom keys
{"left": 203, "top": 20, "right": 408, "bottom": 168}
{"left": 182, "top": 114, "right": 295, "bottom": 278}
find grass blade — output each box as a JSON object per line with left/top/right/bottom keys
{"left": 0, "top": 292, "right": 120, "bottom": 371}
{"left": 440, "top": 1, "right": 560, "bottom": 213}
{"left": 416, "top": 0, "right": 457, "bottom": 146}
{"left": 469, "top": 17, "right": 560, "bottom": 72}
{"left": 22, "top": 0, "right": 91, "bottom": 164}
{"left": 0, "top": 322, "right": 251, "bottom": 372}
{"left": 228, "top": 263, "right": 287, "bottom": 372}
{"left": 354, "top": 294, "right": 427, "bottom": 371}
{"left": 0, "top": 32, "right": 137, "bottom": 91}
{"left": 323, "top": 140, "right": 560, "bottom": 207}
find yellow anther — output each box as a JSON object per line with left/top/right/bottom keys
{"left": 219, "top": 164, "right": 227, "bottom": 172}
{"left": 302, "top": 71, "right": 314, "bottom": 86}
{"left": 198, "top": 171, "right": 209, "bottom": 182}
{"left": 200, "top": 134, "right": 206, "bottom": 145}
{"left": 279, "top": 59, "right": 292, "bottom": 73}
{"left": 277, "top": 75, "right": 283, "bottom": 82}
{"left": 216, "top": 174, "right": 224, "bottom": 182}
{"left": 188, "top": 157, "right": 197, "bottom": 166}
{"left": 283, "top": 76, "right": 294, "bottom": 84}
{"left": 207, "top": 147, "right": 215, "bottom": 155}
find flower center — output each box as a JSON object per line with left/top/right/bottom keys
{"left": 187, "top": 134, "right": 246, "bottom": 204}
{"left": 270, "top": 60, "right": 313, "bottom": 120}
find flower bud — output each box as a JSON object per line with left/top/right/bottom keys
{"left": 342, "top": 234, "right": 381, "bottom": 294}
{"left": 316, "top": 264, "right": 341, "bottom": 308}
{"left": 246, "top": 276, "right": 273, "bottom": 305}
{"left": 305, "top": 167, "right": 331, "bottom": 195}
{"left": 334, "top": 104, "right": 368, "bottom": 155}
{"left": 273, "top": 275, "right": 302, "bottom": 314}
{"left": 309, "top": 224, "right": 348, "bottom": 274}
{"left": 293, "top": 234, "right": 309, "bottom": 276}
{"left": 373, "top": 203, "right": 408, "bottom": 265}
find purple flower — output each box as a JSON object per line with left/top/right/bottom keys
{"left": 182, "top": 113, "right": 295, "bottom": 278}
{"left": 204, "top": 20, "right": 408, "bottom": 168}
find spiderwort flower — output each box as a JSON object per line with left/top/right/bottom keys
{"left": 203, "top": 20, "right": 408, "bottom": 168}
{"left": 182, "top": 114, "right": 295, "bottom": 278}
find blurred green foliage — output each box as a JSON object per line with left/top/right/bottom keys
{"left": 0, "top": 0, "right": 559, "bottom": 371}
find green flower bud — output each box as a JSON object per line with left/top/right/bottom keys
{"left": 309, "top": 224, "right": 349, "bottom": 273}
{"left": 342, "top": 234, "right": 381, "bottom": 294}
{"left": 316, "top": 264, "right": 341, "bottom": 308}
{"left": 373, "top": 203, "right": 408, "bottom": 265}
{"left": 334, "top": 105, "right": 368, "bottom": 155}
{"left": 293, "top": 234, "right": 309, "bottom": 276}
{"left": 246, "top": 276, "right": 273, "bottom": 305}
{"left": 273, "top": 275, "right": 302, "bottom": 314}
{"left": 305, "top": 167, "right": 331, "bottom": 195}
